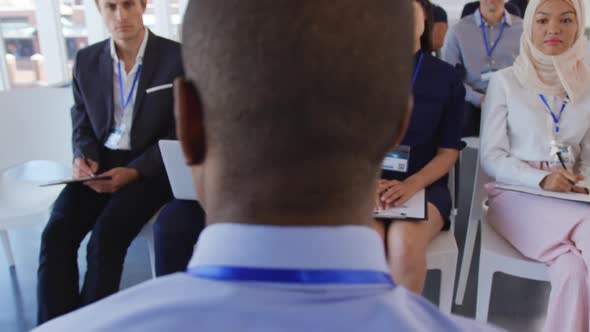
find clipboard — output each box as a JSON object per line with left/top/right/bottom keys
{"left": 373, "top": 189, "right": 428, "bottom": 221}
{"left": 495, "top": 182, "right": 590, "bottom": 203}
{"left": 39, "top": 175, "right": 112, "bottom": 187}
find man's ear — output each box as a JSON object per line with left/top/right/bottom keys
{"left": 388, "top": 95, "right": 413, "bottom": 150}
{"left": 174, "top": 78, "right": 206, "bottom": 165}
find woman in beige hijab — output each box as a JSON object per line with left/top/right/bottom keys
{"left": 480, "top": 0, "right": 590, "bottom": 330}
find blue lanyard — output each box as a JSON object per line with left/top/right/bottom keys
{"left": 412, "top": 52, "right": 424, "bottom": 90}
{"left": 117, "top": 61, "right": 142, "bottom": 110}
{"left": 539, "top": 94, "right": 568, "bottom": 133}
{"left": 480, "top": 14, "right": 506, "bottom": 59}
{"left": 187, "top": 265, "right": 395, "bottom": 286}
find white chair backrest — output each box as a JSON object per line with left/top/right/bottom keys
{"left": 470, "top": 157, "right": 493, "bottom": 223}
{"left": 0, "top": 87, "right": 73, "bottom": 171}
{"left": 447, "top": 159, "right": 460, "bottom": 233}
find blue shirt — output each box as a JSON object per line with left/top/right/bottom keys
{"left": 442, "top": 10, "right": 523, "bottom": 107}
{"left": 34, "top": 224, "right": 503, "bottom": 332}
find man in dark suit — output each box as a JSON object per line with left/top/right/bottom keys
{"left": 36, "top": 0, "right": 182, "bottom": 325}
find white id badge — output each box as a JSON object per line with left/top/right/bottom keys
{"left": 382, "top": 145, "right": 411, "bottom": 173}
{"left": 549, "top": 141, "right": 575, "bottom": 172}
{"left": 481, "top": 69, "right": 495, "bottom": 82}
{"left": 105, "top": 128, "right": 124, "bottom": 149}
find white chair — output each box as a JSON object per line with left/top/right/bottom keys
{"left": 454, "top": 155, "right": 487, "bottom": 306}
{"left": 454, "top": 159, "right": 549, "bottom": 322}
{"left": 0, "top": 87, "right": 73, "bottom": 268}
{"left": 425, "top": 161, "right": 460, "bottom": 314}
{"left": 0, "top": 160, "right": 71, "bottom": 267}
{"left": 0, "top": 87, "right": 159, "bottom": 279}
{"left": 462, "top": 136, "right": 480, "bottom": 151}
{"left": 453, "top": 136, "right": 482, "bottom": 304}
{"left": 476, "top": 207, "right": 549, "bottom": 321}
{"left": 138, "top": 210, "right": 161, "bottom": 279}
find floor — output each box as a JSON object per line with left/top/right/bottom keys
{"left": 0, "top": 149, "right": 550, "bottom": 332}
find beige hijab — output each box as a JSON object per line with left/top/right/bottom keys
{"left": 513, "top": 0, "right": 590, "bottom": 102}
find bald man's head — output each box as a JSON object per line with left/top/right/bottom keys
{"left": 177, "top": 0, "right": 413, "bottom": 218}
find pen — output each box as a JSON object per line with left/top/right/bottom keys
{"left": 556, "top": 152, "right": 575, "bottom": 185}
{"left": 84, "top": 157, "right": 95, "bottom": 177}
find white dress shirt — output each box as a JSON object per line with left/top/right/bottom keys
{"left": 34, "top": 223, "right": 501, "bottom": 332}
{"left": 481, "top": 67, "right": 590, "bottom": 188}
{"left": 105, "top": 28, "right": 149, "bottom": 150}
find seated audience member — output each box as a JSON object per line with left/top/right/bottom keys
{"left": 373, "top": 0, "right": 465, "bottom": 295}
{"left": 153, "top": 199, "right": 205, "bottom": 276}
{"left": 33, "top": 1, "right": 501, "bottom": 331}
{"left": 36, "top": 0, "right": 182, "bottom": 325}
{"left": 461, "top": 1, "right": 522, "bottom": 18}
{"left": 443, "top": 0, "right": 523, "bottom": 136}
{"left": 508, "top": 0, "right": 529, "bottom": 16}
{"left": 431, "top": 3, "right": 449, "bottom": 52}
{"left": 481, "top": 0, "right": 590, "bottom": 331}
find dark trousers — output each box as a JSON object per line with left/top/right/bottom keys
{"left": 462, "top": 102, "right": 481, "bottom": 137}
{"left": 153, "top": 199, "right": 205, "bottom": 276}
{"left": 37, "top": 150, "right": 172, "bottom": 325}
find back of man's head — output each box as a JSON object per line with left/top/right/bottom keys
{"left": 179, "top": 0, "right": 413, "bottom": 221}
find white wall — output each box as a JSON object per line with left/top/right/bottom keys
{"left": 433, "top": 0, "right": 476, "bottom": 23}
{"left": 0, "top": 88, "right": 73, "bottom": 170}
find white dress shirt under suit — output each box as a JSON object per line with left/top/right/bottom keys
{"left": 105, "top": 28, "right": 148, "bottom": 150}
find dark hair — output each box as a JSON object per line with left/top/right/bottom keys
{"left": 181, "top": 1, "right": 413, "bottom": 211}
{"left": 414, "top": 0, "right": 434, "bottom": 53}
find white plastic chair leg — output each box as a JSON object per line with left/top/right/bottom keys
{"left": 0, "top": 230, "right": 15, "bottom": 267}
{"left": 475, "top": 257, "right": 494, "bottom": 322}
{"left": 147, "top": 234, "right": 156, "bottom": 279}
{"left": 438, "top": 255, "right": 458, "bottom": 315}
{"left": 455, "top": 217, "right": 479, "bottom": 305}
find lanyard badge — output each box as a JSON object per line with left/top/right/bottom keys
{"left": 539, "top": 94, "right": 568, "bottom": 134}
{"left": 480, "top": 14, "right": 506, "bottom": 81}
{"left": 549, "top": 141, "right": 575, "bottom": 172}
{"left": 540, "top": 95, "right": 574, "bottom": 170}
{"left": 382, "top": 145, "right": 411, "bottom": 173}
{"left": 118, "top": 61, "right": 142, "bottom": 110}
{"left": 187, "top": 265, "right": 395, "bottom": 287}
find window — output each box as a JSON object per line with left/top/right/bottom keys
{"left": 0, "top": 0, "right": 45, "bottom": 88}
{"left": 143, "top": 0, "right": 155, "bottom": 32}
{"left": 61, "top": 0, "right": 89, "bottom": 78}
{"left": 170, "top": 0, "right": 181, "bottom": 41}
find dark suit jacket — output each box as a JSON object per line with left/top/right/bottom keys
{"left": 71, "top": 30, "right": 183, "bottom": 178}
{"left": 461, "top": 1, "right": 522, "bottom": 19}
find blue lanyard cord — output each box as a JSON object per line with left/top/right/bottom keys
{"left": 539, "top": 94, "right": 568, "bottom": 133}
{"left": 187, "top": 266, "right": 396, "bottom": 287}
{"left": 117, "top": 61, "right": 142, "bottom": 110}
{"left": 480, "top": 14, "right": 507, "bottom": 58}
{"left": 412, "top": 52, "right": 425, "bottom": 90}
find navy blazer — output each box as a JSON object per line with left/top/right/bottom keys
{"left": 71, "top": 30, "right": 183, "bottom": 178}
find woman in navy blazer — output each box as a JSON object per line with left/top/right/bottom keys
{"left": 373, "top": 0, "right": 465, "bottom": 294}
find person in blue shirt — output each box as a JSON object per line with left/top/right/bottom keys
{"left": 33, "top": 1, "right": 499, "bottom": 331}
{"left": 462, "top": 1, "right": 522, "bottom": 18}
{"left": 373, "top": 0, "right": 465, "bottom": 295}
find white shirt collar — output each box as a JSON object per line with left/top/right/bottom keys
{"left": 110, "top": 27, "right": 149, "bottom": 65}
{"left": 188, "top": 223, "right": 389, "bottom": 273}
{"left": 474, "top": 9, "right": 513, "bottom": 27}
